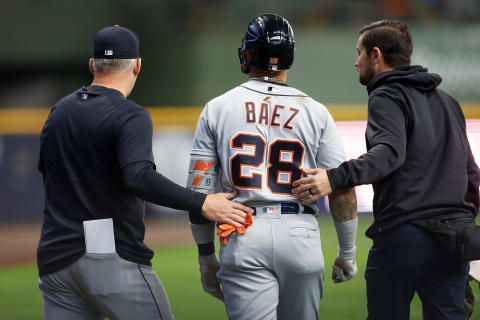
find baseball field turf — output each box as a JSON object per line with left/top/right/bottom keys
{"left": 0, "top": 215, "right": 479, "bottom": 320}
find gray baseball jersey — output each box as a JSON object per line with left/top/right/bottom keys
{"left": 191, "top": 79, "right": 346, "bottom": 203}
{"left": 190, "top": 79, "right": 346, "bottom": 320}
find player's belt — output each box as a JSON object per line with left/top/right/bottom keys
{"left": 251, "top": 203, "right": 315, "bottom": 216}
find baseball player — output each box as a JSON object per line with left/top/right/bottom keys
{"left": 187, "top": 14, "right": 358, "bottom": 320}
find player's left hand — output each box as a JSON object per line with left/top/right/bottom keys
{"left": 332, "top": 257, "right": 358, "bottom": 283}
{"left": 198, "top": 254, "right": 224, "bottom": 301}
{"left": 292, "top": 168, "right": 332, "bottom": 204}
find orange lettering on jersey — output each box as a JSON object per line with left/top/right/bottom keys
{"left": 193, "top": 160, "right": 215, "bottom": 173}
{"left": 245, "top": 102, "right": 256, "bottom": 123}
{"left": 283, "top": 107, "right": 299, "bottom": 130}
{"left": 271, "top": 105, "right": 284, "bottom": 127}
{"left": 192, "top": 175, "right": 204, "bottom": 188}
{"left": 263, "top": 96, "right": 272, "bottom": 101}
{"left": 259, "top": 103, "right": 269, "bottom": 125}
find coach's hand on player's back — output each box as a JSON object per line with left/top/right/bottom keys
{"left": 201, "top": 191, "right": 253, "bottom": 227}
{"left": 292, "top": 168, "right": 333, "bottom": 204}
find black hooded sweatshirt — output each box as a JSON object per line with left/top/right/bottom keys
{"left": 327, "top": 65, "right": 480, "bottom": 238}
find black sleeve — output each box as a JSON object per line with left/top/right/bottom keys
{"left": 466, "top": 136, "right": 480, "bottom": 216}
{"left": 452, "top": 97, "right": 480, "bottom": 215}
{"left": 123, "top": 161, "right": 207, "bottom": 212}
{"left": 189, "top": 209, "right": 211, "bottom": 224}
{"left": 327, "top": 93, "right": 407, "bottom": 190}
{"left": 38, "top": 107, "right": 55, "bottom": 174}
{"left": 117, "top": 106, "right": 155, "bottom": 169}
{"left": 38, "top": 144, "right": 45, "bottom": 174}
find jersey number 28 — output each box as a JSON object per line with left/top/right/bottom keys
{"left": 230, "top": 133, "right": 304, "bottom": 195}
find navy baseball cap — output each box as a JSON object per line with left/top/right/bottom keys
{"left": 93, "top": 25, "right": 140, "bottom": 59}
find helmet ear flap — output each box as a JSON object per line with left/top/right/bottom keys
{"left": 238, "top": 47, "right": 250, "bottom": 74}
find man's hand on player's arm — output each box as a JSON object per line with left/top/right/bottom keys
{"left": 201, "top": 191, "right": 253, "bottom": 227}
{"left": 292, "top": 168, "right": 332, "bottom": 204}
{"left": 328, "top": 188, "right": 358, "bottom": 283}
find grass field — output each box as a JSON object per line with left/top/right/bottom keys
{"left": 0, "top": 215, "right": 479, "bottom": 320}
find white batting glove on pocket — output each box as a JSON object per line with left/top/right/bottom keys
{"left": 198, "top": 254, "right": 224, "bottom": 301}
{"left": 332, "top": 257, "right": 358, "bottom": 283}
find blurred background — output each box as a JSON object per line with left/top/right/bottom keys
{"left": 0, "top": 1, "right": 480, "bottom": 318}
{"left": 1, "top": 0, "right": 479, "bottom": 222}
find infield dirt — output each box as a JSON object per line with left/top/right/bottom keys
{"left": 0, "top": 220, "right": 193, "bottom": 268}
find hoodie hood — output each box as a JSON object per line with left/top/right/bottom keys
{"left": 367, "top": 65, "right": 442, "bottom": 95}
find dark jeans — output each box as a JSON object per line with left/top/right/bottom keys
{"left": 366, "top": 223, "right": 469, "bottom": 320}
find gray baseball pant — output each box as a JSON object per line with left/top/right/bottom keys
{"left": 39, "top": 252, "right": 174, "bottom": 320}
{"left": 218, "top": 207, "right": 324, "bottom": 320}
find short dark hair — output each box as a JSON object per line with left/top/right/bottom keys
{"left": 359, "top": 20, "right": 412, "bottom": 68}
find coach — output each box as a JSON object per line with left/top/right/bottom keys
{"left": 37, "top": 25, "right": 251, "bottom": 320}
{"left": 293, "top": 20, "right": 480, "bottom": 319}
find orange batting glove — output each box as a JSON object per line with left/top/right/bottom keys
{"left": 217, "top": 212, "right": 253, "bottom": 246}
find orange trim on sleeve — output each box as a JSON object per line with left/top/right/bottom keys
{"left": 192, "top": 175, "right": 204, "bottom": 188}
{"left": 193, "top": 160, "right": 215, "bottom": 173}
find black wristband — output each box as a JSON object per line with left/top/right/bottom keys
{"left": 197, "top": 242, "right": 215, "bottom": 256}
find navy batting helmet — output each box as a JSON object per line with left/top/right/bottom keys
{"left": 238, "top": 13, "right": 295, "bottom": 74}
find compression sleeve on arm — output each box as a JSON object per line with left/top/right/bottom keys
{"left": 187, "top": 155, "right": 219, "bottom": 256}
{"left": 122, "top": 161, "right": 207, "bottom": 212}
{"left": 334, "top": 218, "right": 358, "bottom": 261}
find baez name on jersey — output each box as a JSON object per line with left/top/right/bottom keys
{"left": 244, "top": 98, "right": 299, "bottom": 130}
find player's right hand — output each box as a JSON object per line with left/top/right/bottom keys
{"left": 332, "top": 257, "right": 358, "bottom": 283}
{"left": 198, "top": 254, "right": 224, "bottom": 301}
{"left": 201, "top": 191, "right": 253, "bottom": 227}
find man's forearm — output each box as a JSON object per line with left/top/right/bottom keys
{"left": 123, "top": 161, "right": 207, "bottom": 212}
{"left": 328, "top": 188, "right": 358, "bottom": 222}
{"left": 329, "top": 188, "right": 358, "bottom": 262}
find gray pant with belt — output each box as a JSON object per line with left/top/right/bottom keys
{"left": 39, "top": 253, "right": 174, "bottom": 320}
{"left": 218, "top": 205, "right": 325, "bottom": 320}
